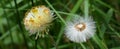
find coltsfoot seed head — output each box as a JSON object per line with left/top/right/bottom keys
{"left": 65, "top": 16, "right": 96, "bottom": 43}
{"left": 24, "top": 5, "right": 54, "bottom": 39}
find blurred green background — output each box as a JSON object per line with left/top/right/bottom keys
{"left": 0, "top": 0, "right": 120, "bottom": 49}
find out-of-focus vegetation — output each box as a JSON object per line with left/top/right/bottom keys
{"left": 0, "top": 0, "right": 120, "bottom": 49}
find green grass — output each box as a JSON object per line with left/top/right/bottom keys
{"left": 0, "top": 0, "right": 120, "bottom": 49}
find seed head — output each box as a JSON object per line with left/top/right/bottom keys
{"left": 24, "top": 5, "right": 54, "bottom": 39}
{"left": 65, "top": 16, "right": 96, "bottom": 43}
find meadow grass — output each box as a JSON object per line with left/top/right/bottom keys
{"left": 0, "top": 0, "right": 120, "bottom": 49}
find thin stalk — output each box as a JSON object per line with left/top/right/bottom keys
{"left": 66, "top": 0, "right": 83, "bottom": 21}
{"left": 84, "top": 0, "right": 89, "bottom": 18}
{"left": 80, "top": 43, "right": 86, "bottom": 49}
{"left": 35, "top": 39, "right": 38, "bottom": 49}
{"left": 13, "top": 0, "right": 29, "bottom": 49}
{"left": 45, "top": 0, "right": 66, "bottom": 25}
{"left": 87, "top": 40, "right": 94, "bottom": 49}
{"left": 57, "top": 11, "right": 76, "bottom": 16}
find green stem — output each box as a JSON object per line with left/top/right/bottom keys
{"left": 66, "top": 0, "right": 83, "bottom": 21}
{"left": 80, "top": 43, "right": 86, "bottom": 49}
{"left": 35, "top": 39, "right": 38, "bottom": 49}
{"left": 84, "top": 0, "right": 89, "bottom": 18}
{"left": 45, "top": 0, "right": 66, "bottom": 25}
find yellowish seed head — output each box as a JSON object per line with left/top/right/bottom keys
{"left": 24, "top": 5, "right": 53, "bottom": 38}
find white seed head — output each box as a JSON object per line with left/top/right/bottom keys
{"left": 23, "top": 5, "right": 54, "bottom": 39}
{"left": 65, "top": 16, "right": 96, "bottom": 43}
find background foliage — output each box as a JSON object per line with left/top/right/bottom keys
{"left": 0, "top": 0, "right": 120, "bottom": 49}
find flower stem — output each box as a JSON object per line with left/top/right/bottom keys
{"left": 84, "top": 0, "right": 89, "bottom": 18}
{"left": 45, "top": 0, "right": 66, "bottom": 25}
{"left": 35, "top": 39, "right": 38, "bottom": 49}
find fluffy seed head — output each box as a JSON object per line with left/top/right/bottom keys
{"left": 24, "top": 5, "right": 53, "bottom": 39}
{"left": 65, "top": 16, "right": 96, "bottom": 43}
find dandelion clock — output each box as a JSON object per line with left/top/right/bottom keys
{"left": 65, "top": 16, "right": 96, "bottom": 43}
{"left": 23, "top": 5, "right": 54, "bottom": 39}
